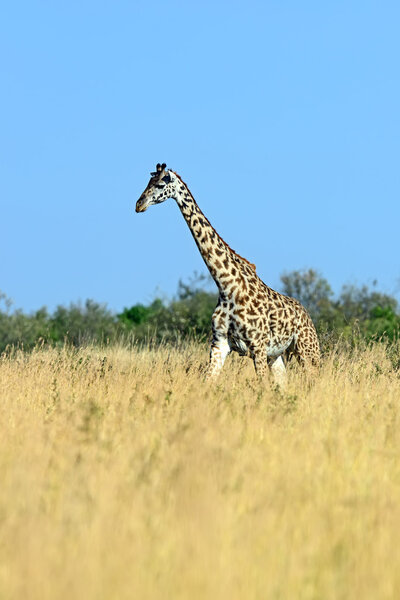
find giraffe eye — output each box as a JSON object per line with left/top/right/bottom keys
{"left": 162, "top": 174, "right": 171, "bottom": 184}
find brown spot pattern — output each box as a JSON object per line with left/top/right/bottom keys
{"left": 138, "top": 165, "right": 321, "bottom": 379}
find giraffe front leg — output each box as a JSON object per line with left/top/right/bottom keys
{"left": 206, "top": 337, "right": 231, "bottom": 379}
{"left": 251, "top": 346, "right": 268, "bottom": 378}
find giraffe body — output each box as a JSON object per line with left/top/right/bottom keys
{"left": 136, "top": 164, "right": 320, "bottom": 381}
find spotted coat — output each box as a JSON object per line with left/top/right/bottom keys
{"left": 136, "top": 164, "right": 320, "bottom": 382}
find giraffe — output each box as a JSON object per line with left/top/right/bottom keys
{"left": 136, "top": 163, "right": 320, "bottom": 382}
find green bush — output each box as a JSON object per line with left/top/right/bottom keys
{"left": 1, "top": 271, "right": 399, "bottom": 352}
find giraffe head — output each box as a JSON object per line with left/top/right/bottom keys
{"left": 136, "top": 163, "right": 176, "bottom": 213}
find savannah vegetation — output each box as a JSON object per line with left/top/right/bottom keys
{"left": 1, "top": 340, "right": 400, "bottom": 599}
{"left": 1, "top": 269, "right": 400, "bottom": 599}
{"left": 1, "top": 269, "right": 400, "bottom": 352}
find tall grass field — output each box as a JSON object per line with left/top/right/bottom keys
{"left": 1, "top": 342, "right": 400, "bottom": 599}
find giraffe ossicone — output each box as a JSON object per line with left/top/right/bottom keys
{"left": 136, "top": 164, "right": 320, "bottom": 382}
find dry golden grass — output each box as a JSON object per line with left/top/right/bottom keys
{"left": 1, "top": 342, "right": 400, "bottom": 599}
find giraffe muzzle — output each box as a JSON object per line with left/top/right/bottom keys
{"left": 135, "top": 197, "right": 148, "bottom": 213}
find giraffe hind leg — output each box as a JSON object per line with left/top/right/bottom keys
{"left": 292, "top": 337, "right": 320, "bottom": 371}
{"left": 269, "top": 355, "right": 287, "bottom": 386}
{"left": 253, "top": 347, "right": 286, "bottom": 386}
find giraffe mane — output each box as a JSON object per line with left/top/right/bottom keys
{"left": 170, "top": 170, "right": 257, "bottom": 273}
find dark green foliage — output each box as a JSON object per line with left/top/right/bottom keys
{"left": 364, "top": 306, "right": 400, "bottom": 342}
{"left": 0, "top": 270, "right": 399, "bottom": 353}
{"left": 0, "top": 305, "right": 50, "bottom": 350}
{"left": 0, "top": 295, "right": 118, "bottom": 350}
{"left": 280, "top": 268, "right": 334, "bottom": 324}
{"left": 117, "top": 275, "right": 217, "bottom": 342}
{"left": 338, "top": 284, "right": 397, "bottom": 321}
{"left": 280, "top": 269, "right": 400, "bottom": 348}
{"left": 48, "top": 300, "right": 117, "bottom": 345}
{"left": 118, "top": 303, "right": 155, "bottom": 326}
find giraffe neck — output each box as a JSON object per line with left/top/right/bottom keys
{"left": 171, "top": 173, "right": 247, "bottom": 293}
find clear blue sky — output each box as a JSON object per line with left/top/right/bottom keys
{"left": 1, "top": 1, "right": 399, "bottom": 313}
